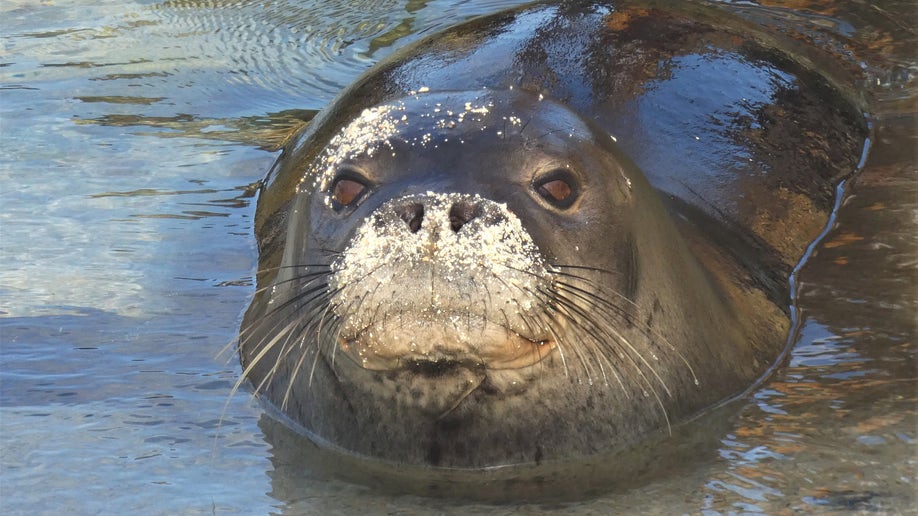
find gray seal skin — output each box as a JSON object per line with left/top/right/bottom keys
{"left": 239, "top": 0, "right": 866, "bottom": 471}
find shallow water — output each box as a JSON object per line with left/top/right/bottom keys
{"left": 1, "top": 0, "right": 914, "bottom": 514}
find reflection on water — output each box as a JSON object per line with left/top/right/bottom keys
{"left": 75, "top": 108, "right": 316, "bottom": 150}
{"left": 1, "top": 0, "right": 914, "bottom": 513}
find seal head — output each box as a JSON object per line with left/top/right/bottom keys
{"left": 240, "top": 89, "right": 771, "bottom": 467}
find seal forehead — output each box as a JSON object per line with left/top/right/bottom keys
{"left": 302, "top": 89, "right": 596, "bottom": 195}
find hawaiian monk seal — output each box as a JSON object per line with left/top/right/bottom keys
{"left": 238, "top": 0, "right": 867, "bottom": 473}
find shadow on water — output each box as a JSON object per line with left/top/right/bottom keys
{"left": 0, "top": 0, "right": 914, "bottom": 513}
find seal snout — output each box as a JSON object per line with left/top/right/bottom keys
{"left": 330, "top": 192, "right": 552, "bottom": 373}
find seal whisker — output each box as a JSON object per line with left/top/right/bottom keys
{"left": 316, "top": 247, "right": 345, "bottom": 258}
{"left": 239, "top": 277, "right": 338, "bottom": 401}
{"left": 552, "top": 278, "right": 698, "bottom": 388}
{"left": 319, "top": 287, "right": 357, "bottom": 374}
{"left": 539, "top": 299, "right": 623, "bottom": 390}
{"left": 552, "top": 288, "right": 674, "bottom": 398}
{"left": 510, "top": 278, "right": 625, "bottom": 390}
{"left": 218, "top": 279, "right": 325, "bottom": 364}
{"left": 279, "top": 292, "right": 342, "bottom": 402}
{"left": 234, "top": 316, "right": 301, "bottom": 400}
{"left": 552, "top": 278, "right": 635, "bottom": 322}
{"left": 488, "top": 269, "right": 557, "bottom": 334}
{"left": 236, "top": 290, "right": 328, "bottom": 374}
{"left": 249, "top": 267, "right": 333, "bottom": 297}
{"left": 548, "top": 269, "right": 641, "bottom": 319}
{"left": 280, "top": 332, "right": 313, "bottom": 411}
{"left": 282, "top": 319, "right": 325, "bottom": 404}
{"left": 327, "top": 312, "right": 347, "bottom": 372}
{"left": 517, "top": 115, "right": 534, "bottom": 135}
{"left": 550, "top": 289, "right": 674, "bottom": 433}
{"left": 333, "top": 270, "right": 391, "bottom": 342}
{"left": 436, "top": 374, "right": 485, "bottom": 421}
{"left": 234, "top": 274, "right": 333, "bottom": 352}
{"left": 549, "top": 263, "right": 623, "bottom": 276}
{"left": 546, "top": 266, "right": 697, "bottom": 383}
{"left": 544, "top": 292, "right": 621, "bottom": 387}
{"left": 539, "top": 316, "right": 571, "bottom": 379}
{"left": 504, "top": 265, "right": 668, "bottom": 388}
{"left": 256, "top": 263, "right": 335, "bottom": 272}
{"left": 309, "top": 300, "right": 345, "bottom": 387}
{"left": 514, "top": 310, "right": 551, "bottom": 382}
{"left": 548, "top": 291, "right": 672, "bottom": 432}
{"left": 513, "top": 304, "right": 548, "bottom": 347}
{"left": 264, "top": 314, "right": 310, "bottom": 393}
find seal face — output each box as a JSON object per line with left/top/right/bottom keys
{"left": 239, "top": 1, "right": 866, "bottom": 471}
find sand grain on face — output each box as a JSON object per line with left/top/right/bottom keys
{"left": 302, "top": 93, "right": 504, "bottom": 199}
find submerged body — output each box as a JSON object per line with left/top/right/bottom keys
{"left": 239, "top": 0, "right": 866, "bottom": 471}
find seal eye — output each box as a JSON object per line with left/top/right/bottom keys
{"left": 333, "top": 179, "right": 365, "bottom": 206}
{"left": 533, "top": 170, "right": 578, "bottom": 208}
{"left": 329, "top": 170, "right": 370, "bottom": 209}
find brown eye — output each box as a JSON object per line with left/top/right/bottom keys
{"left": 534, "top": 170, "right": 578, "bottom": 209}
{"left": 332, "top": 178, "right": 365, "bottom": 206}
{"left": 329, "top": 167, "right": 371, "bottom": 210}
{"left": 538, "top": 179, "right": 572, "bottom": 203}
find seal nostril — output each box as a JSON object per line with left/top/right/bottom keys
{"left": 395, "top": 203, "right": 424, "bottom": 233}
{"left": 449, "top": 201, "right": 481, "bottom": 232}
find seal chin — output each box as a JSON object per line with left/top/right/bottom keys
{"left": 337, "top": 317, "right": 556, "bottom": 372}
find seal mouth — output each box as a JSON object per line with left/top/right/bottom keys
{"left": 337, "top": 322, "right": 557, "bottom": 373}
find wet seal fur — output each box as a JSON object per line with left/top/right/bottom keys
{"left": 239, "top": 0, "right": 866, "bottom": 476}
